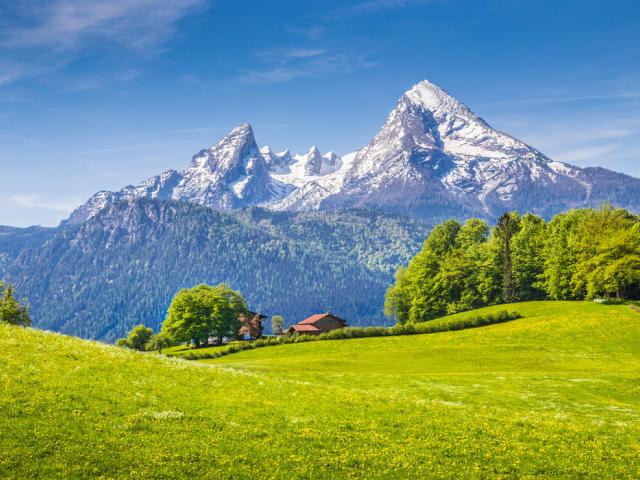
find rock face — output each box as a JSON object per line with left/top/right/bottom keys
{"left": 67, "top": 124, "right": 292, "bottom": 224}
{"left": 67, "top": 81, "right": 640, "bottom": 224}
{"left": 322, "top": 80, "right": 603, "bottom": 218}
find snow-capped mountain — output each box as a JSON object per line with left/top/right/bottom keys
{"left": 321, "top": 80, "right": 605, "bottom": 217}
{"left": 67, "top": 80, "right": 640, "bottom": 224}
{"left": 68, "top": 124, "right": 293, "bottom": 224}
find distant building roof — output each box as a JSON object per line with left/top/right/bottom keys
{"left": 286, "top": 313, "right": 348, "bottom": 335}
{"left": 289, "top": 324, "right": 321, "bottom": 332}
{"left": 299, "top": 312, "right": 346, "bottom": 325}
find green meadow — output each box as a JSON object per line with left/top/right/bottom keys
{"left": 1, "top": 301, "right": 639, "bottom": 478}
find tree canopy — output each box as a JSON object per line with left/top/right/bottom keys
{"left": 385, "top": 206, "right": 640, "bottom": 324}
{"left": 116, "top": 324, "right": 153, "bottom": 351}
{"left": 161, "top": 283, "right": 248, "bottom": 346}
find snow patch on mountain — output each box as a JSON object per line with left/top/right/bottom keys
{"left": 67, "top": 80, "right": 640, "bottom": 224}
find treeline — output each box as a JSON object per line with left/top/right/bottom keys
{"left": 385, "top": 206, "right": 640, "bottom": 323}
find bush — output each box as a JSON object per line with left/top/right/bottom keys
{"left": 168, "top": 310, "right": 522, "bottom": 361}
{"left": 598, "top": 298, "right": 628, "bottom": 305}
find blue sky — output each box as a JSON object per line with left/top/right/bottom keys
{"left": 0, "top": 0, "right": 639, "bottom": 227}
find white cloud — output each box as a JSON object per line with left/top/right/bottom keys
{"left": 0, "top": 0, "right": 208, "bottom": 86}
{"left": 495, "top": 93, "right": 640, "bottom": 106}
{"left": 258, "top": 48, "right": 327, "bottom": 61}
{"left": 7, "top": 194, "right": 81, "bottom": 213}
{"left": 239, "top": 51, "right": 377, "bottom": 84}
{"left": 3, "top": 0, "right": 207, "bottom": 52}
{"left": 553, "top": 145, "right": 620, "bottom": 163}
{"left": 325, "top": 0, "right": 433, "bottom": 18}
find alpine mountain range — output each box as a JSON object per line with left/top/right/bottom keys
{"left": 68, "top": 80, "right": 640, "bottom": 225}
{"left": 2, "top": 80, "right": 640, "bottom": 341}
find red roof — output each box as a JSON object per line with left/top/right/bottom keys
{"left": 299, "top": 313, "right": 333, "bottom": 325}
{"left": 290, "top": 324, "right": 320, "bottom": 332}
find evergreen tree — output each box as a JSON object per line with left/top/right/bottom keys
{"left": 0, "top": 281, "right": 31, "bottom": 327}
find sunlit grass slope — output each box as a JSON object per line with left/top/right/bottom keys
{"left": 1, "top": 301, "right": 640, "bottom": 479}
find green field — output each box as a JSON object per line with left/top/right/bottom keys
{"left": 1, "top": 301, "right": 639, "bottom": 478}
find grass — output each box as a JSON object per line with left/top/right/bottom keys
{"left": 1, "top": 301, "right": 640, "bottom": 478}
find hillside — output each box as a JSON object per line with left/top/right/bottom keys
{"left": 1, "top": 301, "right": 639, "bottom": 478}
{"left": 3, "top": 200, "right": 431, "bottom": 341}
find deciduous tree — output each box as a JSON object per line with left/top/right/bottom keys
{"left": 161, "top": 283, "right": 247, "bottom": 346}
{"left": 271, "top": 315, "right": 284, "bottom": 336}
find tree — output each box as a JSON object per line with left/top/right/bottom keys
{"left": 511, "top": 214, "right": 547, "bottom": 300}
{"left": 384, "top": 207, "right": 640, "bottom": 326}
{"left": 161, "top": 283, "right": 248, "bottom": 346}
{"left": 239, "top": 313, "right": 264, "bottom": 340}
{"left": 0, "top": 281, "right": 31, "bottom": 327}
{"left": 384, "top": 266, "right": 410, "bottom": 324}
{"left": 116, "top": 324, "right": 153, "bottom": 351}
{"left": 494, "top": 212, "right": 521, "bottom": 303}
{"left": 271, "top": 315, "right": 284, "bottom": 336}
{"left": 541, "top": 211, "right": 581, "bottom": 300}
{"left": 385, "top": 220, "right": 465, "bottom": 323}
{"left": 572, "top": 216, "right": 640, "bottom": 299}
{"left": 147, "top": 333, "right": 172, "bottom": 353}
{"left": 443, "top": 219, "right": 490, "bottom": 314}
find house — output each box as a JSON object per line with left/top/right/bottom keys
{"left": 287, "top": 313, "right": 348, "bottom": 335}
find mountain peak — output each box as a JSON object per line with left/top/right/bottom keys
{"left": 232, "top": 122, "right": 253, "bottom": 133}
{"left": 66, "top": 81, "right": 640, "bottom": 225}
{"left": 303, "top": 146, "right": 323, "bottom": 175}
{"left": 403, "top": 80, "right": 464, "bottom": 114}
{"left": 218, "top": 123, "right": 255, "bottom": 145}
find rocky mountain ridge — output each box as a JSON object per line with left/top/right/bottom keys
{"left": 67, "top": 80, "right": 640, "bottom": 224}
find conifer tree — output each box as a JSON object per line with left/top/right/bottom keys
{"left": 0, "top": 281, "right": 31, "bottom": 327}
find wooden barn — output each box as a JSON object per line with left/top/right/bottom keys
{"left": 287, "top": 313, "right": 347, "bottom": 335}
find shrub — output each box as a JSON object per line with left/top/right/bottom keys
{"left": 599, "top": 298, "right": 628, "bottom": 305}
{"left": 168, "top": 310, "right": 522, "bottom": 361}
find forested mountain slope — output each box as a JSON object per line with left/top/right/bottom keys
{"left": 4, "top": 200, "right": 430, "bottom": 341}
{"left": 0, "top": 226, "right": 55, "bottom": 274}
